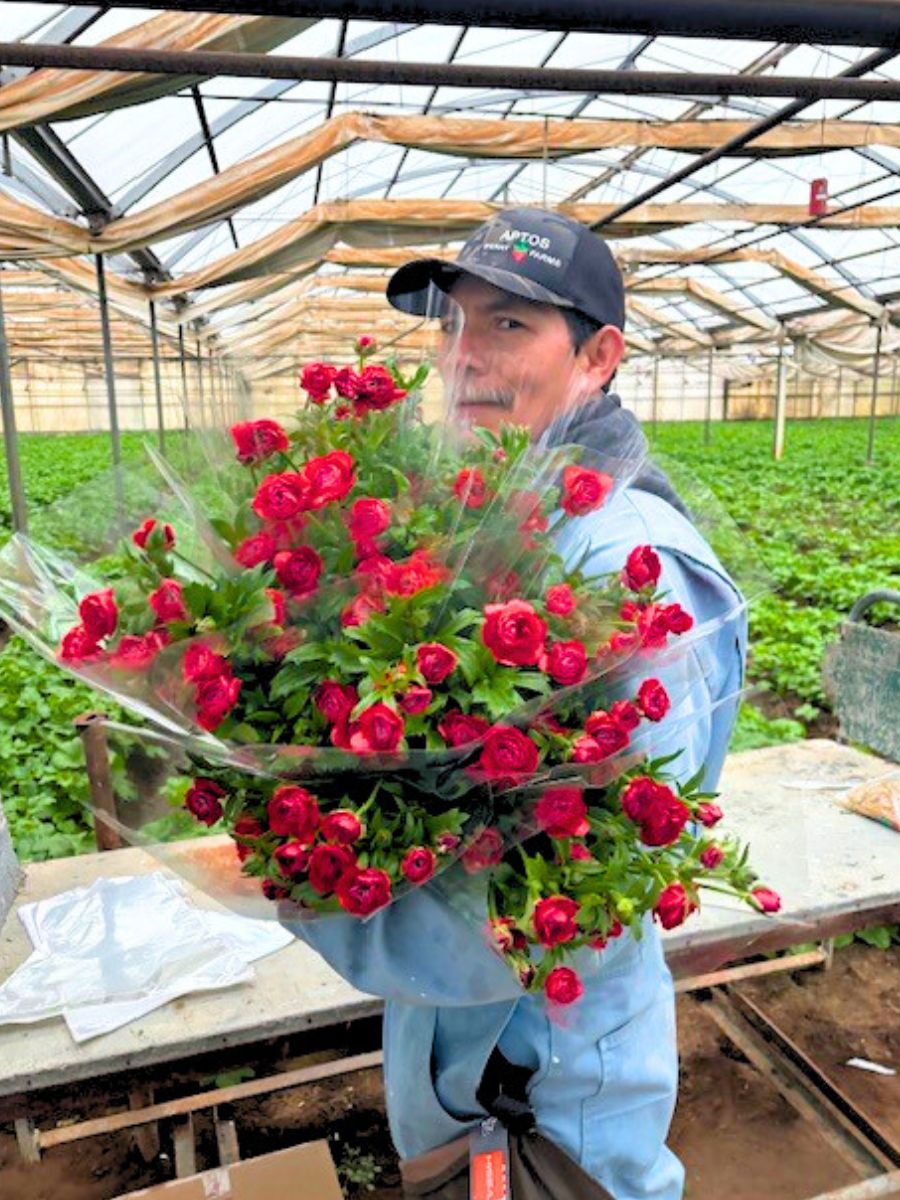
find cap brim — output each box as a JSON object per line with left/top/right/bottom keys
{"left": 386, "top": 258, "right": 575, "bottom": 317}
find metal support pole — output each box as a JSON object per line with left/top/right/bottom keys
{"left": 94, "top": 253, "right": 122, "bottom": 469}
{"left": 773, "top": 326, "right": 788, "bottom": 461}
{"left": 148, "top": 300, "right": 165, "bottom": 454}
{"left": 0, "top": 273, "right": 28, "bottom": 534}
{"left": 195, "top": 336, "right": 205, "bottom": 424}
{"left": 891, "top": 354, "right": 899, "bottom": 418}
{"left": 836, "top": 365, "right": 844, "bottom": 419}
{"left": 177, "top": 323, "right": 190, "bottom": 429}
{"left": 651, "top": 352, "right": 660, "bottom": 436}
{"left": 704, "top": 343, "right": 714, "bottom": 444}
{"left": 867, "top": 319, "right": 884, "bottom": 465}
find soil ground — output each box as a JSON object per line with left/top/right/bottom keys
{"left": 1, "top": 944, "right": 897, "bottom": 1200}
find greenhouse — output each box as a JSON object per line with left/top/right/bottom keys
{"left": 0, "top": 5, "right": 898, "bottom": 1200}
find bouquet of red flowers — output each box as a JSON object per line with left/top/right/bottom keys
{"left": 0, "top": 340, "right": 779, "bottom": 1004}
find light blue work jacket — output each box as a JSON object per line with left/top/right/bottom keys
{"left": 283, "top": 483, "right": 747, "bottom": 1200}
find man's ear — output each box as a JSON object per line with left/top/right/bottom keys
{"left": 579, "top": 325, "right": 626, "bottom": 391}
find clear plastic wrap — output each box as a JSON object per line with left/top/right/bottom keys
{"left": 0, "top": 294, "right": 784, "bottom": 1003}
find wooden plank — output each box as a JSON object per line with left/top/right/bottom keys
{"left": 172, "top": 1112, "right": 196, "bottom": 1178}
{"left": 38, "top": 1050, "right": 384, "bottom": 1150}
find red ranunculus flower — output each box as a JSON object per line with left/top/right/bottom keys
{"left": 416, "top": 642, "right": 458, "bottom": 684}
{"left": 637, "top": 604, "right": 672, "bottom": 650}
{"left": 560, "top": 465, "right": 613, "bottom": 516}
{"left": 340, "top": 592, "right": 385, "bottom": 627}
{"left": 320, "top": 810, "right": 363, "bottom": 845}
{"left": 545, "top": 583, "right": 576, "bottom": 616}
{"left": 267, "top": 785, "right": 320, "bottom": 841}
{"left": 700, "top": 845, "right": 724, "bottom": 869}
{"left": 484, "top": 568, "right": 521, "bottom": 602}
{"left": 301, "top": 450, "right": 356, "bottom": 509}
{"left": 336, "top": 867, "right": 392, "bottom": 915}
{"left": 195, "top": 673, "right": 241, "bottom": 731}
{"left": 185, "top": 778, "right": 225, "bottom": 826}
{"left": 149, "top": 578, "right": 189, "bottom": 624}
{"left": 477, "top": 725, "right": 539, "bottom": 786}
{"left": 622, "top": 544, "right": 661, "bottom": 591}
{"left": 252, "top": 472, "right": 308, "bottom": 522}
{"left": 751, "top": 886, "right": 782, "bottom": 913}
{"left": 300, "top": 362, "right": 337, "bottom": 401}
{"left": 654, "top": 883, "right": 697, "bottom": 930}
{"left": 58, "top": 624, "right": 104, "bottom": 664}
{"left": 540, "top": 639, "right": 587, "bottom": 686}
{"left": 582, "top": 711, "right": 630, "bottom": 758}
{"left": 309, "top": 843, "right": 357, "bottom": 894}
{"left": 610, "top": 699, "right": 641, "bottom": 732}
{"left": 438, "top": 710, "right": 490, "bottom": 747}
{"left": 274, "top": 841, "right": 312, "bottom": 879}
{"left": 482, "top": 599, "right": 547, "bottom": 667}
{"left": 353, "top": 364, "right": 406, "bottom": 412}
{"left": 233, "top": 816, "right": 264, "bottom": 862}
{"left": 109, "top": 633, "right": 161, "bottom": 671}
{"left": 234, "top": 531, "right": 277, "bottom": 568}
{"left": 399, "top": 685, "right": 432, "bottom": 714}
{"left": 544, "top": 966, "right": 584, "bottom": 1005}
{"left": 620, "top": 776, "right": 662, "bottom": 823}
{"left": 274, "top": 546, "right": 323, "bottom": 598}
{"left": 348, "top": 497, "right": 391, "bottom": 542}
{"left": 453, "top": 468, "right": 488, "bottom": 508}
{"left": 570, "top": 842, "right": 592, "bottom": 862}
{"left": 383, "top": 551, "right": 448, "bottom": 597}
{"left": 663, "top": 603, "right": 694, "bottom": 634}
{"left": 571, "top": 736, "right": 604, "bottom": 763}
{"left": 348, "top": 702, "right": 405, "bottom": 754}
{"left": 181, "top": 641, "right": 229, "bottom": 683}
{"left": 334, "top": 366, "right": 361, "bottom": 399}
{"left": 534, "top": 786, "right": 589, "bottom": 839}
{"left": 315, "top": 681, "right": 358, "bottom": 724}
{"left": 637, "top": 678, "right": 671, "bottom": 722}
{"left": 402, "top": 846, "right": 437, "bottom": 885}
{"left": 461, "top": 826, "right": 504, "bottom": 874}
{"left": 697, "top": 802, "right": 723, "bottom": 827}
{"left": 230, "top": 419, "right": 290, "bottom": 464}
{"left": 356, "top": 334, "right": 376, "bottom": 353}
{"left": 488, "top": 917, "right": 525, "bottom": 954}
{"left": 640, "top": 793, "right": 690, "bottom": 847}
{"left": 132, "top": 517, "right": 175, "bottom": 552}
{"left": 79, "top": 588, "right": 118, "bottom": 641}
{"left": 261, "top": 879, "right": 290, "bottom": 901}
{"left": 533, "top": 896, "right": 580, "bottom": 947}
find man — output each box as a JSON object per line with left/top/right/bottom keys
{"left": 285, "top": 209, "right": 746, "bottom": 1199}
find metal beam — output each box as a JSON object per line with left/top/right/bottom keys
{"left": 190, "top": 86, "right": 240, "bottom": 251}
{"left": 591, "top": 47, "right": 898, "bottom": 231}
{"left": 13, "top": 125, "right": 169, "bottom": 281}
{"left": 4, "top": 41, "right": 900, "bottom": 102}
{"left": 0, "top": 273, "right": 28, "bottom": 534}
{"left": 18, "top": 1, "right": 900, "bottom": 47}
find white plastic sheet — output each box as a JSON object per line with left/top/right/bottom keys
{"left": 0, "top": 872, "right": 292, "bottom": 1041}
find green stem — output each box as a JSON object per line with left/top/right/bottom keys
{"left": 171, "top": 548, "right": 216, "bottom": 583}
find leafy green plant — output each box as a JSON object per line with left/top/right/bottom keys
{"left": 336, "top": 1142, "right": 381, "bottom": 1193}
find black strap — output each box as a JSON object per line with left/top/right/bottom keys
{"left": 476, "top": 1048, "right": 536, "bottom": 1135}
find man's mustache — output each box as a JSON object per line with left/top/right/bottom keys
{"left": 452, "top": 388, "right": 515, "bottom": 411}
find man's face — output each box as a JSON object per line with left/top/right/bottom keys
{"left": 438, "top": 275, "right": 587, "bottom": 438}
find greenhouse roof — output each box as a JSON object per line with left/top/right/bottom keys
{"left": 3, "top": 3, "right": 900, "bottom": 369}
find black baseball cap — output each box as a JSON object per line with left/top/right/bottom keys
{"left": 386, "top": 207, "right": 626, "bottom": 330}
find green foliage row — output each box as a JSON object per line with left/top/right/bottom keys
{"left": 650, "top": 418, "right": 900, "bottom": 719}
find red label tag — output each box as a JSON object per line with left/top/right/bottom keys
{"left": 471, "top": 1149, "right": 509, "bottom": 1200}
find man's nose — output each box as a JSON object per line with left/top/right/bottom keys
{"left": 455, "top": 326, "right": 489, "bottom": 372}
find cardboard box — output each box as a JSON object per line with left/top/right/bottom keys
{"left": 112, "top": 1141, "right": 345, "bottom": 1200}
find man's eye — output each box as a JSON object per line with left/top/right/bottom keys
{"left": 497, "top": 317, "right": 525, "bottom": 330}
